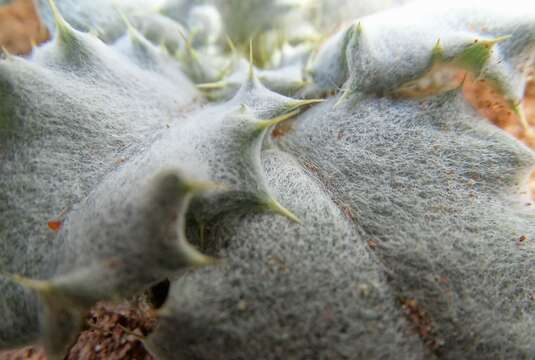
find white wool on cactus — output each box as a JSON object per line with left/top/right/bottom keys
{"left": 0, "top": 0, "right": 534, "bottom": 359}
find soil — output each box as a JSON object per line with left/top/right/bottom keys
{"left": 0, "top": 0, "right": 49, "bottom": 55}
{"left": 0, "top": 299, "right": 156, "bottom": 360}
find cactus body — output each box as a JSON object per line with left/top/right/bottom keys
{"left": 1, "top": 0, "right": 535, "bottom": 359}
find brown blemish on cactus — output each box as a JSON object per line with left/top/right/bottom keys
{"left": 302, "top": 160, "right": 320, "bottom": 175}
{"left": 464, "top": 75, "right": 528, "bottom": 133}
{"left": 47, "top": 220, "right": 63, "bottom": 232}
{"left": 396, "top": 62, "right": 533, "bottom": 140}
{"left": 267, "top": 255, "right": 289, "bottom": 273}
{"left": 271, "top": 121, "right": 294, "bottom": 139}
{"left": 394, "top": 36, "right": 530, "bottom": 132}
{"left": 47, "top": 207, "right": 70, "bottom": 232}
{"left": 367, "top": 239, "right": 378, "bottom": 250}
{"left": 400, "top": 298, "right": 442, "bottom": 353}
{"left": 465, "top": 78, "right": 535, "bottom": 196}
{"left": 336, "top": 200, "right": 356, "bottom": 221}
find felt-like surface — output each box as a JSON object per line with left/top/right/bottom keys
{"left": 0, "top": 0, "right": 534, "bottom": 359}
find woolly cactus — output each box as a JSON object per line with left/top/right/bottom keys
{"left": 1, "top": 0, "right": 535, "bottom": 359}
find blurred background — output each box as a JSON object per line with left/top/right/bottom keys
{"left": 0, "top": 0, "right": 49, "bottom": 54}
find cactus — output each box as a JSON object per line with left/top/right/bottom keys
{"left": 1, "top": 0, "right": 535, "bottom": 358}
